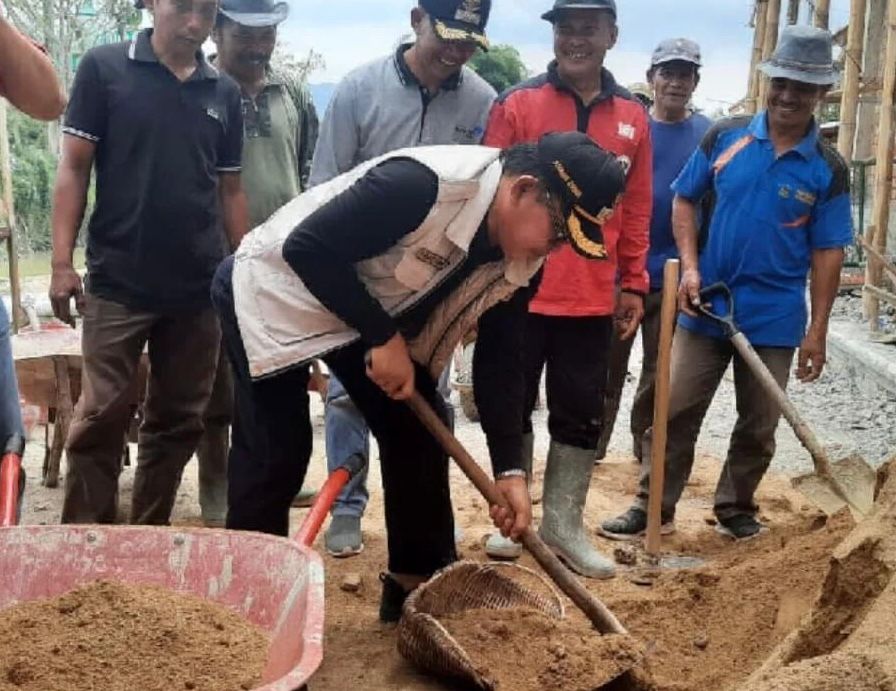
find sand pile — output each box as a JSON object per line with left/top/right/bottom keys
{"left": 602, "top": 512, "right": 854, "bottom": 691}
{"left": 439, "top": 607, "right": 642, "bottom": 691}
{"left": 0, "top": 581, "right": 269, "bottom": 691}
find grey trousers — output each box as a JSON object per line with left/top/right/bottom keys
{"left": 633, "top": 327, "right": 794, "bottom": 521}
{"left": 62, "top": 294, "right": 220, "bottom": 525}
{"left": 596, "top": 291, "right": 664, "bottom": 460}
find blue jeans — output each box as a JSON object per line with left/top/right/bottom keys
{"left": 326, "top": 363, "right": 455, "bottom": 519}
{"left": 0, "top": 300, "right": 23, "bottom": 446}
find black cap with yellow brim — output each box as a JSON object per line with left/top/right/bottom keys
{"left": 536, "top": 132, "right": 627, "bottom": 260}
{"left": 421, "top": 0, "right": 491, "bottom": 50}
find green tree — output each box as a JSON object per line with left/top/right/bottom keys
{"left": 468, "top": 44, "right": 528, "bottom": 93}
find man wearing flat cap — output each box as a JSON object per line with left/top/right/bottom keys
{"left": 603, "top": 25, "right": 852, "bottom": 542}
{"left": 308, "top": 0, "right": 496, "bottom": 561}
{"left": 183, "top": 0, "right": 319, "bottom": 528}
{"left": 482, "top": 0, "right": 651, "bottom": 579}
{"left": 212, "top": 132, "right": 626, "bottom": 621}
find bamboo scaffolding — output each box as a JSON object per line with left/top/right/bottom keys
{"left": 815, "top": 0, "right": 832, "bottom": 28}
{"left": 863, "top": 0, "right": 896, "bottom": 330}
{"left": 747, "top": 1, "right": 770, "bottom": 114}
{"left": 838, "top": 0, "right": 868, "bottom": 161}
{"left": 757, "top": 0, "right": 782, "bottom": 108}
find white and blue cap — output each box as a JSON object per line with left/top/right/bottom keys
{"left": 651, "top": 38, "right": 702, "bottom": 67}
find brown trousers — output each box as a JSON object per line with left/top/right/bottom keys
{"left": 62, "top": 294, "right": 220, "bottom": 525}
{"left": 596, "top": 291, "right": 664, "bottom": 459}
{"left": 633, "top": 327, "right": 794, "bottom": 521}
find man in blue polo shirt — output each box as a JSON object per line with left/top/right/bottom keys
{"left": 602, "top": 25, "right": 852, "bottom": 541}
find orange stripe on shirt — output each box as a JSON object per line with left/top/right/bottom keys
{"left": 713, "top": 135, "right": 755, "bottom": 175}
{"left": 781, "top": 215, "right": 810, "bottom": 228}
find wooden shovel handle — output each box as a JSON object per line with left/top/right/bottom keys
{"left": 406, "top": 391, "right": 627, "bottom": 635}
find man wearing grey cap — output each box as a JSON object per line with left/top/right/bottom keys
{"left": 309, "top": 0, "right": 496, "bottom": 559}
{"left": 184, "top": 0, "right": 318, "bottom": 527}
{"left": 603, "top": 26, "right": 852, "bottom": 541}
{"left": 596, "top": 38, "right": 711, "bottom": 463}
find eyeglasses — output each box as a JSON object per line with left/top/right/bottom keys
{"left": 543, "top": 190, "right": 570, "bottom": 249}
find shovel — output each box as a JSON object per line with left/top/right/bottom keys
{"left": 696, "top": 282, "right": 875, "bottom": 519}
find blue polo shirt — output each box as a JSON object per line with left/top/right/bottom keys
{"left": 672, "top": 112, "right": 852, "bottom": 347}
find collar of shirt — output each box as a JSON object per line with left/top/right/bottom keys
{"left": 750, "top": 111, "right": 820, "bottom": 160}
{"left": 129, "top": 28, "right": 219, "bottom": 81}
{"left": 392, "top": 42, "right": 463, "bottom": 93}
{"left": 546, "top": 61, "right": 621, "bottom": 106}
{"left": 208, "top": 56, "right": 285, "bottom": 95}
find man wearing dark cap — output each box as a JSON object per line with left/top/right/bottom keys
{"left": 309, "top": 0, "right": 496, "bottom": 559}
{"left": 603, "top": 25, "right": 852, "bottom": 541}
{"left": 212, "top": 133, "right": 625, "bottom": 621}
{"left": 185, "top": 0, "right": 318, "bottom": 527}
{"left": 51, "top": 0, "right": 248, "bottom": 525}
{"left": 481, "top": 0, "right": 651, "bottom": 578}
{"left": 596, "top": 38, "right": 711, "bottom": 464}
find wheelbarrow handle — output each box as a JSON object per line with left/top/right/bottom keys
{"left": 0, "top": 434, "right": 26, "bottom": 528}
{"left": 406, "top": 391, "right": 627, "bottom": 636}
{"left": 294, "top": 454, "right": 366, "bottom": 548}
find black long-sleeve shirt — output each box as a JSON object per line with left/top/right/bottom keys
{"left": 282, "top": 158, "right": 533, "bottom": 473}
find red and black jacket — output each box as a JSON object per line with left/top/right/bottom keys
{"left": 484, "top": 62, "right": 651, "bottom": 317}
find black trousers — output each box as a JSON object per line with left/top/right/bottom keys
{"left": 211, "top": 256, "right": 457, "bottom": 576}
{"left": 523, "top": 313, "right": 613, "bottom": 451}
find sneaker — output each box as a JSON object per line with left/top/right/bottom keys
{"left": 324, "top": 515, "right": 364, "bottom": 557}
{"left": 598, "top": 507, "right": 675, "bottom": 541}
{"left": 378, "top": 573, "right": 410, "bottom": 623}
{"left": 715, "top": 514, "right": 767, "bottom": 541}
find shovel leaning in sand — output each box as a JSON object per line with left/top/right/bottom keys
{"left": 696, "top": 282, "right": 876, "bottom": 520}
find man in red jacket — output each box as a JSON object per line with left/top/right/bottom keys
{"left": 482, "top": 0, "right": 650, "bottom": 579}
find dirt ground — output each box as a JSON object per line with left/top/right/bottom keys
{"left": 11, "top": 389, "right": 865, "bottom": 691}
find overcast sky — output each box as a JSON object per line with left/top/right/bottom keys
{"left": 276, "top": 0, "right": 851, "bottom": 111}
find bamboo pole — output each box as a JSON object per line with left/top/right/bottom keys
{"left": 863, "top": 0, "right": 896, "bottom": 330}
{"left": 758, "top": 0, "right": 782, "bottom": 109}
{"left": 787, "top": 0, "right": 800, "bottom": 24}
{"left": 814, "top": 0, "right": 832, "bottom": 28}
{"left": 747, "top": 1, "right": 770, "bottom": 113}
{"left": 838, "top": 0, "right": 868, "bottom": 161}
{"left": 0, "top": 100, "right": 23, "bottom": 334}
{"left": 856, "top": 0, "right": 887, "bottom": 161}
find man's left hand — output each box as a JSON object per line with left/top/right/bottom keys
{"left": 797, "top": 328, "right": 827, "bottom": 383}
{"left": 490, "top": 476, "right": 531, "bottom": 542}
{"left": 614, "top": 291, "right": 645, "bottom": 340}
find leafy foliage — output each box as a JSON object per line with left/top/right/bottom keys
{"left": 468, "top": 44, "right": 528, "bottom": 94}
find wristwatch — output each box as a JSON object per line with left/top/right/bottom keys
{"left": 495, "top": 469, "right": 528, "bottom": 481}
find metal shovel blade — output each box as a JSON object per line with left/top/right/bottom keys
{"left": 791, "top": 452, "right": 877, "bottom": 519}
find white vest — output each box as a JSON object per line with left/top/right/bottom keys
{"left": 233, "top": 145, "right": 543, "bottom": 379}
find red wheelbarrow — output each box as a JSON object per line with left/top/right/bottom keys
{"left": 0, "top": 440, "right": 362, "bottom": 690}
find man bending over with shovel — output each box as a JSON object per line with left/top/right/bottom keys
{"left": 212, "top": 132, "right": 625, "bottom": 620}
{"left": 601, "top": 25, "right": 852, "bottom": 542}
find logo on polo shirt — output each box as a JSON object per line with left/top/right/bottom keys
{"left": 795, "top": 189, "right": 816, "bottom": 205}
{"left": 206, "top": 107, "right": 222, "bottom": 122}
{"left": 456, "top": 0, "right": 482, "bottom": 24}
{"left": 617, "top": 123, "right": 635, "bottom": 140}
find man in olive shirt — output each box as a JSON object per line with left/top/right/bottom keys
{"left": 196, "top": 0, "right": 318, "bottom": 526}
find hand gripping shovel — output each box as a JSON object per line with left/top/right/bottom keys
{"left": 697, "top": 282, "right": 875, "bottom": 519}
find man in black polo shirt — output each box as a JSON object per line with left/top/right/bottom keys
{"left": 50, "top": 0, "right": 249, "bottom": 525}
